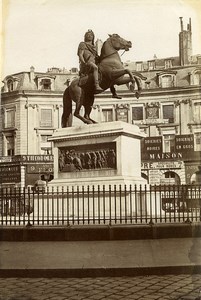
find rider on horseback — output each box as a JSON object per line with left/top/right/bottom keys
{"left": 77, "top": 30, "right": 121, "bottom": 98}
{"left": 77, "top": 29, "right": 103, "bottom": 93}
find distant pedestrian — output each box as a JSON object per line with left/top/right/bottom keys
{"left": 190, "top": 165, "right": 201, "bottom": 185}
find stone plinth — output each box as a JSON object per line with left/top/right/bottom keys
{"left": 48, "top": 121, "right": 146, "bottom": 187}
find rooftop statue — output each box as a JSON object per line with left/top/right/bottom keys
{"left": 62, "top": 30, "right": 146, "bottom": 127}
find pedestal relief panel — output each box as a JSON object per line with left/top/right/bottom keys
{"left": 49, "top": 121, "right": 146, "bottom": 187}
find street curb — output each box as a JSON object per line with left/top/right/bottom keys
{"left": 0, "top": 265, "right": 201, "bottom": 278}
{"left": 0, "top": 223, "right": 201, "bottom": 241}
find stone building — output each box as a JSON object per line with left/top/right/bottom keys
{"left": 0, "top": 17, "right": 200, "bottom": 187}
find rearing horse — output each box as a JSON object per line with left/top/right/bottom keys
{"left": 62, "top": 34, "right": 146, "bottom": 127}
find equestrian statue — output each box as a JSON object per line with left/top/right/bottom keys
{"left": 61, "top": 30, "right": 146, "bottom": 127}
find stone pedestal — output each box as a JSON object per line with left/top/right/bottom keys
{"left": 48, "top": 121, "right": 146, "bottom": 188}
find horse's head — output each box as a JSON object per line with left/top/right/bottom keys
{"left": 108, "top": 34, "right": 132, "bottom": 51}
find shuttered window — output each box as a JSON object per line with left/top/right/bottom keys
{"left": 6, "top": 109, "right": 15, "bottom": 128}
{"left": 163, "top": 105, "right": 174, "bottom": 123}
{"left": 40, "top": 109, "right": 52, "bottom": 127}
{"left": 102, "top": 109, "right": 113, "bottom": 122}
{"left": 132, "top": 107, "right": 143, "bottom": 120}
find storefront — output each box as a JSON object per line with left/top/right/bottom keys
{"left": 0, "top": 155, "right": 53, "bottom": 187}
{"left": 141, "top": 135, "right": 201, "bottom": 185}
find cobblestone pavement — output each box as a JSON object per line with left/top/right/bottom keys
{"left": 0, "top": 274, "right": 201, "bottom": 300}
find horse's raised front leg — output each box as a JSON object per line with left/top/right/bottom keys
{"left": 110, "top": 68, "right": 136, "bottom": 83}
{"left": 132, "top": 76, "right": 142, "bottom": 99}
{"left": 112, "top": 73, "right": 142, "bottom": 99}
{"left": 110, "top": 68, "right": 142, "bottom": 98}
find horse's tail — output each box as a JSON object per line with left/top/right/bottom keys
{"left": 61, "top": 87, "right": 73, "bottom": 127}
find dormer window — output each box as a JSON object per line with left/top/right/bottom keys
{"left": 189, "top": 68, "right": 201, "bottom": 85}
{"left": 193, "top": 71, "right": 201, "bottom": 85}
{"left": 165, "top": 59, "right": 172, "bottom": 69}
{"left": 161, "top": 75, "right": 173, "bottom": 88}
{"left": 41, "top": 79, "right": 51, "bottom": 90}
{"left": 148, "top": 60, "right": 156, "bottom": 70}
{"left": 157, "top": 71, "right": 177, "bottom": 88}
{"left": 36, "top": 75, "right": 56, "bottom": 91}
{"left": 2, "top": 76, "right": 19, "bottom": 92}
{"left": 136, "top": 61, "right": 143, "bottom": 71}
{"left": 7, "top": 79, "right": 14, "bottom": 92}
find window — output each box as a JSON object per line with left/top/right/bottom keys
{"left": 41, "top": 79, "right": 51, "bottom": 90}
{"left": 161, "top": 75, "right": 173, "bottom": 88}
{"left": 148, "top": 60, "right": 156, "bottom": 70}
{"left": 132, "top": 107, "right": 143, "bottom": 121}
{"left": 6, "top": 136, "right": 15, "bottom": 156}
{"left": 40, "top": 109, "right": 52, "bottom": 127}
{"left": 194, "top": 133, "right": 201, "bottom": 151}
{"left": 7, "top": 79, "right": 14, "bottom": 92}
{"left": 163, "top": 105, "right": 174, "bottom": 123}
{"left": 194, "top": 72, "right": 201, "bottom": 85}
{"left": 158, "top": 72, "right": 176, "bottom": 88}
{"left": 165, "top": 60, "right": 172, "bottom": 69}
{"left": 164, "top": 171, "right": 180, "bottom": 185}
{"left": 136, "top": 62, "right": 143, "bottom": 72}
{"left": 5, "top": 109, "right": 15, "bottom": 128}
{"left": 102, "top": 109, "right": 113, "bottom": 122}
{"left": 40, "top": 135, "right": 52, "bottom": 155}
{"left": 193, "top": 102, "right": 201, "bottom": 122}
{"left": 163, "top": 135, "right": 175, "bottom": 153}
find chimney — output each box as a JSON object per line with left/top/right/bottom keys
{"left": 179, "top": 17, "right": 183, "bottom": 31}
{"left": 30, "top": 66, "right": 35, "bottom": 82}
{"left": 179, "top": 17, "right": 192, "bottom": 66}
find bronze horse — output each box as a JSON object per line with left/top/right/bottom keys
{"left": 62, "top": 34, "right": 146, "bottom": 127}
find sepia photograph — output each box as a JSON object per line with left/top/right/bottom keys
{"left": 1, "top": 0, "right": 201, "bottom": 299}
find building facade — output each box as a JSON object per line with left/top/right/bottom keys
{"left": 1, "top": 18, "right": 201, "bottom": 187}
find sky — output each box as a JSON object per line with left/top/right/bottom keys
{"left": 1, "top": 0, "right": 201, "bottom": 78}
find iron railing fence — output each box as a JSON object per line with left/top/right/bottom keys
{"left": 0, "top": 184, "right": 200, "bottom": 226}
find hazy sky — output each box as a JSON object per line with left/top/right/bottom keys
{"left": 1, "top": 0, "right": 201, "bottom": 78}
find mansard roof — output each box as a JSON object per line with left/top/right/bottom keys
{"left": 1, "top": 69, "right": 78, "bottom": 93}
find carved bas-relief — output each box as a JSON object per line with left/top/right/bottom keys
{"left": 58, "top": 143, "right": 116, "bottom": 172}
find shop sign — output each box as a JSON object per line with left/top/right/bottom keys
{"left": 27, "top": 164, "right": 53, "bottom": 174}
{"left": 160, "top": 178, "right": 175, "bottom": 184}
{"left": 149, "top": 169, "right": 160, "bottom": 185}
{"left": 149, "top": 152, "right": 183, "bottom": 160}
{"left": 21, "top": 155, "right": 53, "bottom": 162}
{"left": 142, "top": 161, "right": 184, "bottom": 170}
{"left": 175, "top": 134, "right": 194, "bottom": 152}
{"left": 0, "top": 165, "right": 21, "bottom": 183}
{"left": 0, "top": 155, "right": 53, "bottom": 163}
{"left": 0, "top": 157, "right": 12, "bottom": 163}
{"left": 142, "top": 137, "right": 162, "bottom": 153}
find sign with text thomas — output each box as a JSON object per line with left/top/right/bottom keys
{"left": 175, "top": 134, "right": 194, "bottom": 152}
{"left": 141, "top": 137, "right": 162, "bottom": 159}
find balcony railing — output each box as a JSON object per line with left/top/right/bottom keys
{"left": 0, "top": 185, "right": 200, "bottom": 226}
